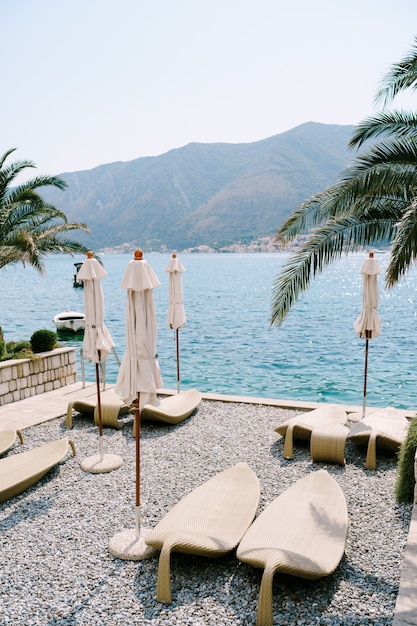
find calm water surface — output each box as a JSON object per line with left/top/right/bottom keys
{"left": 1, "top": 252, "right": 416, "bottom": 410}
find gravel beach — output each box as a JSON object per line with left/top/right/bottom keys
{"left": 0, "top": 400, "right": 412, "bottom": 626}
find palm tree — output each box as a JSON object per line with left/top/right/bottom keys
{"left": 271, "top": 37, "right": 417, "bottom": 327}
{"left": 0, "top": 148, "right": 91, "bottom": 273}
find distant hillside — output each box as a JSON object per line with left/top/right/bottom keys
{"left": 44, "top": 122, "right": 356, "bottom": 252}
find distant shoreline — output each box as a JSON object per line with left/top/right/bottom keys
{"left": 98, "top": 237, "right": 391, "bottom": 256}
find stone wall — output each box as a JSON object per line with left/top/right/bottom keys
{"left": 0, "top": 347, "right": 77, "bottom": 406}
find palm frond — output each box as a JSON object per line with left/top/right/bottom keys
{"left": 0, "top": 149, "right": 18, "bottom": 168}
{"left": 271, "top": 214, "right": 396, "bottom": 327}
{"left": 349, "top": 111, "right": 417, "bottom": 150}
{"left": 276, "top": 157, "right": 415, "bottom": 249}
{"left": 36, "top": 221, "right": 90, "bottom": 240}
{"left": 374, "top": 38, "right": 417, "bottom": 107}
{"left": 13, "top": 175, "right": 68, "bottom": 194}
{"left": 0, "top": 201, "right": 67, "bottom": 237}
{"left": 0, "top": 149, "right": 91, "bottom": 273}
{"left": 349, "top": 138, "right": 417, "bottom": 173}
{"left": 274, "top": 197, "right": 323, "bottom": 245}
{"left": 386, "top": 198, "right": 417, "bottom": 285}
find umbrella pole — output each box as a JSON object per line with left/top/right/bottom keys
{"left": 362, "top": 338, "right": 369, "bottom": 418}
{"left": 108, "top": 386, "right": 157, "bottom": 561}
{"left": 95, "top": 360, "right": 104, "bottom": 461}
{"left": 176, "top": 329, "right": 180, "bottom": 393}
{"left": 112, "top": 346, "right": 121, "bottom": 366}
{"left": 80, "top": 347, "right": 85, "bottom": 388}
{"left": 135, "top": 391, "right": 141, "bottom": 540}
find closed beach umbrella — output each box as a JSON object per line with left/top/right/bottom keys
{"left": 165, "top": 253, "right": 186, "bottom": 392}
{"left": 77, "top": 252, "right": 122, "bottom": 472}
{"left": 110, "top": 249, "right": 161, "bottom": 559}
{"left": 353, "top": 252, "right": 382, "bottom": 418}
{"left": 78, "top": 252, "right": 114, "bottom": 365}
{"left": 115, "top": 250, "right": 162, "bottom": 407}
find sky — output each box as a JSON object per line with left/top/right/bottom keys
{"left": 2, "top": 0, "right": 417, "bottom": 178}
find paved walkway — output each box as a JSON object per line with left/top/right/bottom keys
{"left": 0, "top": 383, "right": 416, "bottom": 624}
{"left": 0, "top": 381, "right": 331, "bottom": 431}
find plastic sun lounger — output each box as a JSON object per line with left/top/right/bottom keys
{"left": 0, "top": 429, "right": 24, "bottom": 455}
{"left": 145, "top": 462, "right": 260, "bottom": 604}
{"left": 237, "top": 470, "right": 348, "bottom": 626}
{"left": 65, "top": 389, "right": 131, "bottom": 429}
{"left": 274, "top": 404, "right": 348, "bottom": 459}
{"left": 135, "top": 389, "right": 202, "bottom": 425}
{"left": 348, "top": 407, "right": 410, "bottom": 469}
{"left": 0, "top": 438, "right": 76, "bottom": 503}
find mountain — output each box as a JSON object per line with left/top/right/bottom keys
{"left": 44, "top": 122, "right": 356, "bottom": 252}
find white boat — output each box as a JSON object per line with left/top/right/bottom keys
{"left": 53, "top": 310, "right": 85, "bottom": 334}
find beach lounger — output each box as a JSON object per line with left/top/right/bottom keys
{"left": 310, "top": 422, "right": 350, "bottom": 465}
{"left": 237, "top": 469, "right": 348, "bottom": 626}
{"left": 130, "top": 389, "right": 201, "bottom": 436}
{"left": 65, "top": 389, "right": 131, "bottom": 429}
{"left": 0, "top": 438, "right": 76, "bottom": 503}
{"left": 145, "top": 462, "right": 260, "bottom": 604}
{"left": 275, "top": 404, "right": 348, "bottom": 459}
{"left": 0, "top": 429, "right": 24, "bottom": 455}
{"left": 348, "top": 407, "right": 410, "bottom": 469}
{"left": 139, "top": 389, "right": 202, "bottom": 425}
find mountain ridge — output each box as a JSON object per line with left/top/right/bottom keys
{"left": 43, "top": 122, "right": 356, "bottom": 252}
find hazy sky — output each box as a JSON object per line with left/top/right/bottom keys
{"left": 2, "top": 1, "right": 417, "bottom": 177}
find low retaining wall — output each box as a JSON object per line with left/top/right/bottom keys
{"left": 0, "top": 347, "right": 77, "bottom": 406}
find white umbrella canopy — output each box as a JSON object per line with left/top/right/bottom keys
{"left": 353, "top": 254, "right": 382, "bottom": 340}
{"left": 77, "top": 252, "right": 122, "bottom": 472}
{"left": 77, "top": 253, "right": 115, "bottom": 364}
{"left": 165, "top": 253, "right": 186, "bottom": 392}
{"left": 353, "top": 252, "right": 382, "bottom": 417}
{"left": 115, "top": 251, "right": 162, "bottom": 407}
{"left": 166, "top": 253, "right": 186, "bottom": 330}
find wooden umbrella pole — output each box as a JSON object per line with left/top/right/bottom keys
{"left": 135, "top": 391, "right": 141, "bottom": 539}
{"left": 95, "top": 362, "right": 103, "bottom": 438}
{"left": 95, "top": 361, "right": 104, "bottom": 461}
{"left": 176, "top": 329, "right": 180, "bottom": 393}
{"left": 362, "top": 338, "right": 369, "bottom": 418}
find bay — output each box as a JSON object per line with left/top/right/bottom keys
{"left": 1, "top": 251, "right": 416, "bottom": 410}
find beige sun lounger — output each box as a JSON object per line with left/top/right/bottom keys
{"left": 310, "top": 422, "right": 350, "bottom": 465}
{"left": 275, "top": 404, "right": 348, "bottom": 459}
{"left": 145, "top": 462, "right": 260, "bottom": 604}
{"left": 130, "top": 390, "right": 202, "bottom": 435}
{"left": 237, "top": 470, "right": 348, "bottom": 626}
{"left": 140, "top": 389, "right": 202, "bottom": 424}
{"left": 348, "top": 407, "right": 410, "bottom": 469}
{"left": 66, "top": 390, "right": 131, "bottom": 429}
{"left": 0, "top": 438, "right": 76, "bottom": 503}
{"left": 0, "top": 429, "right": 24, "bottom": 455}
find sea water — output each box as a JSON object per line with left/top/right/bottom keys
{"left": 1, "top": 251, "right": 416, "bottom": 410}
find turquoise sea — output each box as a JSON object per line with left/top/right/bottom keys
{"left": 1, "top": 251, "right": 417, "bottom": 410}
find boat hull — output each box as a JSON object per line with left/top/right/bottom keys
{"left": 53, "top": 310, "right": 85, "bottom": 334}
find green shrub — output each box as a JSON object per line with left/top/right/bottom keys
{"left": 9, "top": 340, "right": 31, "bottom": 353}
{"left": 1, "top": 340, "right": 33, "bottom": 360}
{"left": 30, "top": 329, "right": 57, "bottom": 353}
{"left": 395, "top": 418, "right": 417, "bottom": 503}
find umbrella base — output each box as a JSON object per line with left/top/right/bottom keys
{"left": 108, "top": 528, "right": 157, "bottom": 560}
{"left": 81, "top": 453, "right": 123, "bottom": 473}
